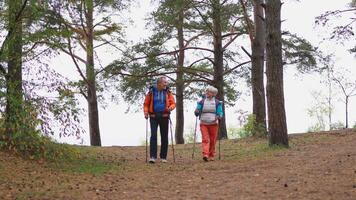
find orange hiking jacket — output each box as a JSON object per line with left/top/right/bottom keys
{"left": 143, "top": 88, "right": 176, "bottom": 116}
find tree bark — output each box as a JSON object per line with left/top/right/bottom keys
{"left": 212, "top": 0, "right": 228, "bottom": 139}
{"left": 5, "top": 0, "right": 24, "bottom": 137}
{"left": 175, "top": 7, "right": 185, "bottom": 144}
{"left": 85, "top": 0, "right": 101, "bottom": 146}
{"left": 265, "top": 0, "right": 288, "bottom": 146}
{"left": 251, "top": 0, "right": 267, "bottom": 136}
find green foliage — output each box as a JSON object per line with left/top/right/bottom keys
{"left": 21, "top": 64, "right": 85, "bottom": 138}
{"left": 184, "top": 132, "right": 195, "bottom": 144}
{"left": 53, "top": 153, "right": 119, "bottom": 175}
{"left": 227, "top": 114, "right": 266, "bottom": 139}
{"left": 353, "top": 122, "right": 356, "bottom": 128}
{"left": 307, "top": 123, "right": 325, "bottom": 132}
{"left": 223, "top": 79, "right": 242, "bottom": 106}
{"left": 242, "top": 114, "right": 266, "bottom": 137}
{"left": 104, "top": 36, "right": 176, "bottom": 110}
{"left": 32, "top": 0, "right": 130, "bottom": 111}
{"left": 0, "top": 99, "right": 80, "bottom": 161}
{"left": 184, "top": 129, "right": 196, "bottom": 144}
{"left": 106, "top": 0, "right": 249, "bottom": 111}
{"left": 306, "top": 90, "right": 333, "bottom": 132}
{"left": 330, "top": 121, "right": 345, "bottom": 130}
{"left": 227, "top": 127, "right": 248, "bottom": 139}
{"left": 70, "top": 159, "right": 116, "bottom": 175}
{"left": 282, "top": 32, "right": 324, "bottom": 73}
{"left": 225, "top": 139, "right": 286, "bottom": 160}
{"left": 0, "top": 129, "right": 78, "bottom": 162}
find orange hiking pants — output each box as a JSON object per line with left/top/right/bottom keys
{"left": 200, "top": 123, "right": 218, "bottom": 158}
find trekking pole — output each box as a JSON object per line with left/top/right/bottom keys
{"left": 145, "top": 118, "right": 148, "bottom": 163}
{"left": 169, "top": 118, "right": 176, "bottom": 163}
{"left": 218, "top": 118, "right": 221, "bottom": 160}
{"left": 192, "top": 116, "right": 198, "bottom": 159}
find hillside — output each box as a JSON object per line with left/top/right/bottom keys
{"left": 0, "top": 129, "right": 355, "bottom": 200}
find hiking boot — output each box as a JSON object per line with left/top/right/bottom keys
{"left": 160, "top": 159, "right": 168, "bottom": 163}
{"left": 203, "top": 156, "right": 209, "bottom": 162}
{"left": 149, "top": 158, "right": 156, "bottom": 163}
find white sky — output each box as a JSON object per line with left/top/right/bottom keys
{"left": 53, "top": 0, "right": 356, "bottom": 146}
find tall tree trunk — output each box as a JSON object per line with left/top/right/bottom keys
{"left": 265, "top": 0, "right": 288, "bottom": 146}
{"left": 212, "top": 0, "right": 227, "bottom": 139}
{"left": 175, "top": 7, "right": 185, "bottom": 144}
{"left": 251, "top": 0, "right": 267, "bottom": 136}
{"left": 5, "top": 0, "right": 24, "bottom": 137}
{"left": 85, "top": 0, "right": 101, "bottom": 146}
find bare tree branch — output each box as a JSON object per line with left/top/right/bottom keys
{"left": 184, "top": 32, "right": 209, "bottom": 48}
{"left": 241, "top": 46, "right": 252, "bottom": 58}
{"left": 223, "top": 60, "right": 251, "bottom": 75}
{"left": 239, "top": 0, "right": 254, "bottom": 43}
{"left": 187, "top": 57, "right": 215, "bottom": 68}
{"left": 65, "top": 31, "right": 89, "bottom": 85}
{"left": 223, "top": 32, "right": 244, "bottom": 50}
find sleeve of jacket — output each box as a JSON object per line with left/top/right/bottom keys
{"left": 195, "top": 100, "right": 203, "bottom": 116}
{"left": 167, "top": 92, "right": 176, "bottom": 110}
{"left": 216, "top": 101, "right": 223, "bottom": 117}
{"left": 143, "top": 93, "right": 151, "bottom": 114}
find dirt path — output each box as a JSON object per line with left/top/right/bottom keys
{"left": 1, "top": 130, "right": 355, "bottom": 199}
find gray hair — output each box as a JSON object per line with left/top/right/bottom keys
{"left": 157, "top": 76, "right": 167, "bottom": 83}
{"left": 206, "top": 86, "right": 218, "bottom": 96}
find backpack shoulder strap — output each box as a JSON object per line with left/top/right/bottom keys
{"left": 147, "top": 85, "right": 154, "bottom": 94}
{"left": 166, "top": 87, "right": 171, "bottom": 95}
{"left": 198, "top": 98, "right": 205, "bottom": 108}
{"left": 215, "top": 99, "right": 219, "bottom": 105}
{"left": 215, "top": 99, "right": 222, "bottom": 110}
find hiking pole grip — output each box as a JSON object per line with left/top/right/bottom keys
{"left": 192, "top": 116, "right": 198, "bottom": 159}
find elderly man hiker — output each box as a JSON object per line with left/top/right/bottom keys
{"left": 194, "top": 86, "right": 223, "bottom": 162}
{"left": 144, "top": 77, "right": 176, "bottom": 163}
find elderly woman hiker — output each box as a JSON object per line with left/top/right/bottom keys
{"left": 194, "top": 86, "right": 223, "bottom": 162}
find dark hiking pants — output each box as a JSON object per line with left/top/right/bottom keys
{"left": 149, "top": 116, "right": 169, "bottom": 159}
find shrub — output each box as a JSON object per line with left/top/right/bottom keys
{"left": 243, "top": 114, "right": 266, "bottom": 138}
{"left": 0, "top": 129, "right": 78, "bottom": 161}
{"left": 330, "top": 121, "right": 345, "bottom": 130}
{"left": 0, "top": 101, "right": 78, "bottom": 161}
{"left": 307, "top": 123, "right": 325, "bottom": 132}
{"left": 185, "top": 132, "right": 195, "bottom": 144}
{"left": 227, "top": 127, "right": 248, "bottom": 139}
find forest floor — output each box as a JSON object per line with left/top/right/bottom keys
{"left": 0, "top": 129, "right": 355, "bottom": 200}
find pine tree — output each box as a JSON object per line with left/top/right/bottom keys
{"left": 265, "top": 0, "right": 288, "bottom": 147}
